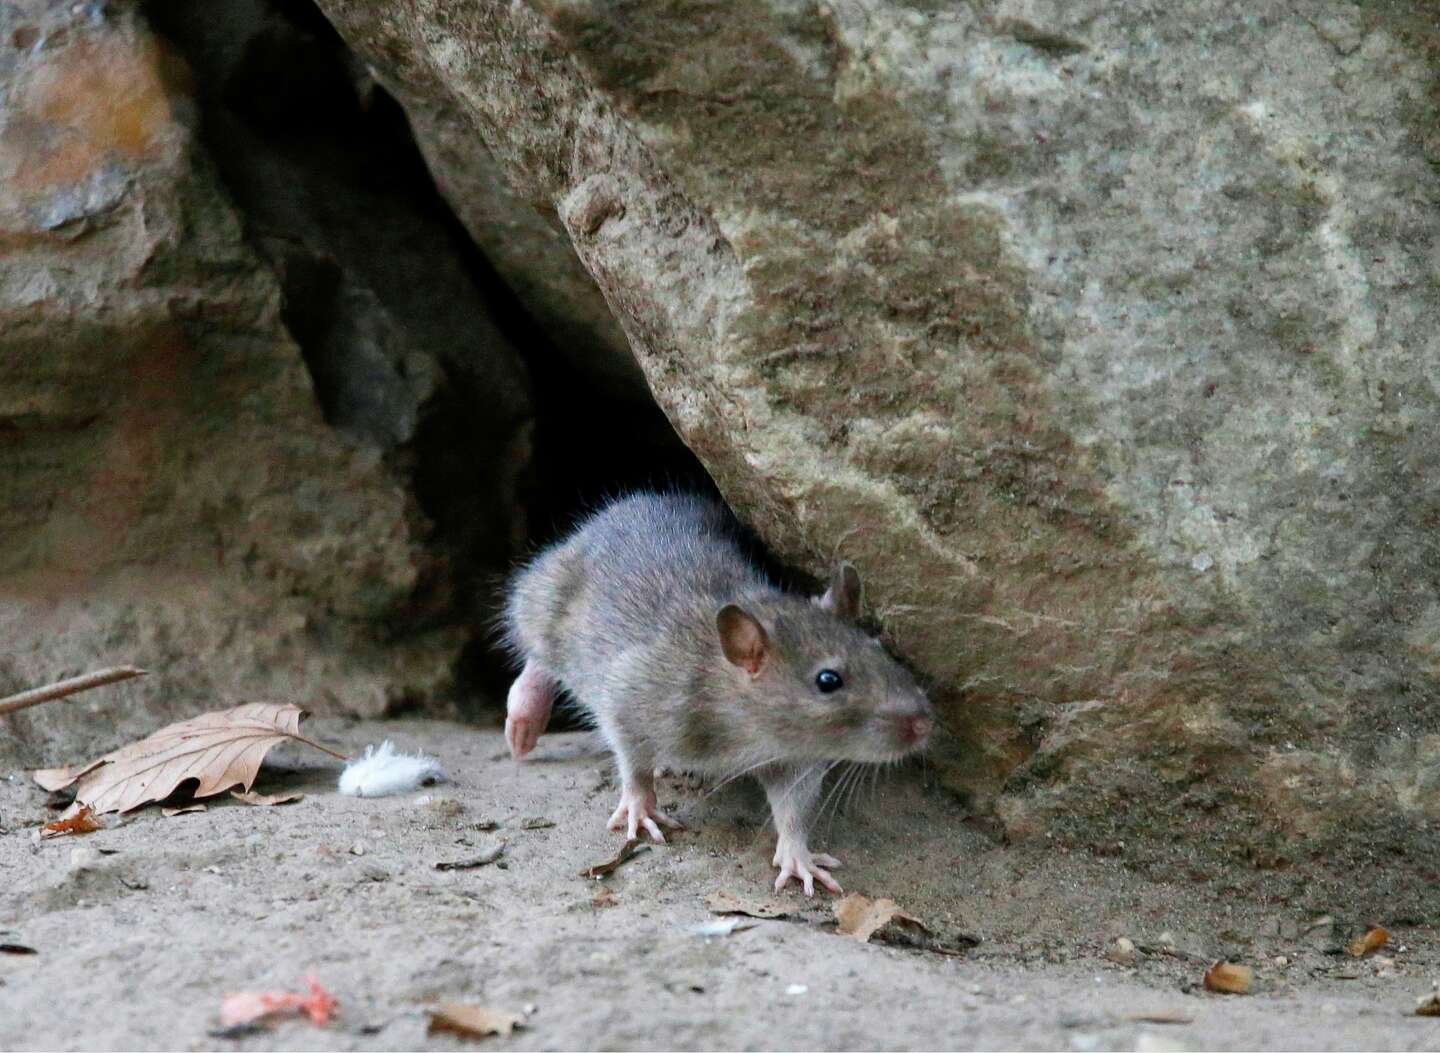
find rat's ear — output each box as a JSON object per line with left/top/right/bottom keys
{"left": 716, "top": 604, "right": 769, "bottom": 676}
{"left": 817, "top": 562, "right": 862, "bottom": 621}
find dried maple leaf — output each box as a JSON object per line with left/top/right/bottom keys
{"left": 220, "top": 974, "right": 337, "bottom": 1028}
{"left": 53, "top": 703, "right": 341, "bottom": 815}
{"left": 40, "top": 805, "right": 103, "bottom": 839}
{"left": 427, "top": 1003, "right": 525, "bottom": 1039}
{"left": 231, "top": 790, "right": 303, "bottom": 807}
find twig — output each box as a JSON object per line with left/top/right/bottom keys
{"left": 0, "top": 666, "right": 148, "bottom": 717}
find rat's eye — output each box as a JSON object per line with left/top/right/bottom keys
{"left": 815, "top": 669, "right": 844, "bottom": 694}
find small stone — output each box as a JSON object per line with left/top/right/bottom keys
{"left": 349, "top": 841, "right": 367, "bottom": 856}
{"left": 1105, "top": 936, "right": 1139, "bottom": 965}
{"left": 785, "top": 983, "right": 808, "bottom": 996}
{"left": 360, "top": 864, "right": 391, "bottom": 882}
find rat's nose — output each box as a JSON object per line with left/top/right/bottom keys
{"left": 898, "top": 713, "right": 932, "bottom": 745}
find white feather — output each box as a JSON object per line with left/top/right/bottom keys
{"left": 338, "top": 741, "right": 446, "bottom": 797}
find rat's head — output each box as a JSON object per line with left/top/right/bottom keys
{"left": 715, "top": 564, "right": 933, "bottom": 764}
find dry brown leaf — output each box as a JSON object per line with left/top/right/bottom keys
{"left": 162, "top": 804, "right": 207, "bottom": 817}
{"left": 30, "top": 760, "right": 105, "bottom": 792}
{"left": 1203, "top": 960, "right": 1254, "bottom": 995}
{"left": 59, "top": 703, "right": 338, "bottom": 815}
{"left": 1347, "top": 926, "right": 1389, "bottom": 957}
{"left": 580, "top": 838, "right": 648, "bottom": 879}
{"left": 592, "top": 886, "right": 619, "bottom": 909}
{"left": 706, "top": 890, "right": 798, "bottom": 919}
{"left": 834, "top": 893, "right": 931, "bottom": 943}
{"left": 428, "top": 1004, "right": 525, "bottom": 1040}
{"left": 231, "top": 790, "right": 303, "bottom": 807}
{"left": 40, "top": 805, "right": 103, "bottom": 839}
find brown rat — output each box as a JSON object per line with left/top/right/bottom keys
{"left": 502, "top": 492, "right": 933, "bottom": 895}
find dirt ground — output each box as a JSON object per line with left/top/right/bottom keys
{"left": 2, "top": 718, "right": 1438, "bottom": 1052}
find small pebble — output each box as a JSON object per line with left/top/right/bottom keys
{"left": 68, "top": 847, "right": 98, "bottom": 870}
{"left": 349, "top": 841, "right": 367, "bottom": 856}
{"left": 785, "top": 984, "right": 808, "bottom": 996}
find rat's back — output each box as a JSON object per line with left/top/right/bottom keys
{"left": 503, "top": 492, "right": 760, "bottom": 679}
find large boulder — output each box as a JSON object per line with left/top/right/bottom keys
{"left": 0, "top": 1, "right": 523, "bottom": 764}
{"left": 315, "top": 0, "right": 1440, "bottom": 874}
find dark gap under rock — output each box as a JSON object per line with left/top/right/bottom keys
{"left": 144, "top": 0, "right": 713, "bottom": 718}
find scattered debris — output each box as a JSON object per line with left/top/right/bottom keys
{"left": 0, "top": 666, "right": 146, "bottom": 718}
{"left": 1416, "top": 982, "right": 1440, "bottom": 1017}
{"left": 832, "top": 893, "right": 977, "bottom": 955}
{"left": 231, "top": 791, "right": 303, "bottom": 807}
{"left": 705, "top": 890, "right": 798, "bottom": 919}
{"left": 338, "top": 741, "right": 445, "bottom": 797}
{"left": 161, "top": 805, "right": 207, "bottom": 817}
{"left": 0, "top": 945, "right": 37, "bottom": 956}
{"left": 580, "top": 839, "right": 648, "bottom": 879}
{"left": 1347, "top": 926, "right": 1389, "bottom": 957}
{"left": 688, "top": 917, "right": 755, "bottom": 937}
{"left": 219, "top": 974, "right": 337, "bottom": 1029}
{"left": 1120, "top": 1010, "right": 1194, "bottom": 1025}
{"left": 37, "top": 703, "right": 346, "bottom": 816}
{"left": 520, "top": 817, "right": 556, "bottom": 830}
{"left": 434, "top": 844, "right": 506, "bottom": 870}
{"left": 471, "top": 820, "right": 500, "bottom": 832}
{"left": 207, "top": 1022, "right": 268, "bottom": 1040}
{"left": 427, "top": 1003, "right": 525, "bottom": 1040}
{"left": 1203, "top": 961, "right": 1254, "bottom": 995}
{"left": 592, "top": 887, "right": 619, "bottom": 909}
{"left": 1105, "top": 936, "right": 1140, "bottom": 965}
{"left": 40, "top": 806, "right": 103, "bottom": 839}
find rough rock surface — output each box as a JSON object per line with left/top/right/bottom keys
{"left": 0, "top": 1, "right": 467, "bottom": 766}
{"left": 317, "top": 0, "right": 1440, "bottom": 879}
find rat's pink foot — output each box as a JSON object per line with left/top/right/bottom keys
{"left": 773, "top": 842, "right": 843, "bottom": 896}
{"left": 607, "top": 786, "right": 683, "bottom": 843}
{"left": 505, "top": 661, "right": 557, "bottom": 760}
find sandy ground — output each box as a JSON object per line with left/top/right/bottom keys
{"left": 2, "top": 718, "right": 1439, "bottom": 1052}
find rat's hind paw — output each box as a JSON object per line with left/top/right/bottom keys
{"left": 772, "top": 845, "right": 843, "bottom": 896}
{"left": 607, "top": 788, "right": 684, "bottom": 844}
{"left": 505, "top": 715, "right": 544, "bottom": 759}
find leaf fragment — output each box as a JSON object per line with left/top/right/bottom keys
{"left": 231, "top": 790, "right": 304, "bottom": 806}
{"left": 31, "top": 761, "right": 105, "bottom": 792}
{"left": 60, "top": 703, "right": 332, "bottom": 815}
{"left": 220, "top": 974, "right": 337, "bottom": 1028}
{"left": 427, "top": 1003, "right": 525, "bottom": 1040}
{"left": 1203, "top": 960, "right": 1254, "bottom": 995}
{"left": 834, "top": 893, "right": 931, "bottom": 943}
{"left": 40, "top": 805, "right": 103, "bottom": 839}
{"left": 161, "top": 804, "right": 207, "bottom": 817}
{"left": 1347, "top": 926, "right": 1389, "bottom": 957}
{"left": 434, "top": 844, "right": 505, "bottom": 870}
{"left": 706, "top": 890, "right": 797, "bottom": 919}
{"left": 519, "top": 816, "right": 555, "bottom": 829}
{"left": 580, "top": 838, "right": 648, "bottom": 879}
{"left": 0, "top": 944, "right": 38, "bottom": 955}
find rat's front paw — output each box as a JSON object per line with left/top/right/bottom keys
{"left": 607, "top": 787, "right": 683, "bottom": 843}
{"left": 772, "top": 842, "right": 843, "bottom": 896}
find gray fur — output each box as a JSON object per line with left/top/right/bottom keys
{"left": 504, "top": 492, "right": 933, "bottom": 785}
